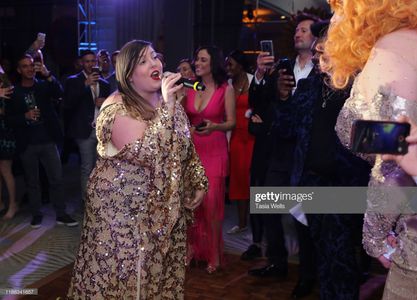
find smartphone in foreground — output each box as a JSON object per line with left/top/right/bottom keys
{"left": 350, "top": 120, "right": 410, "bottom": 154}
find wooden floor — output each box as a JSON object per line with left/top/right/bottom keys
{"left": 21, "top": 253, "right": 386, "bottom": 300}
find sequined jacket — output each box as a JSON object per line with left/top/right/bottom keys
{"left": 336, "top": 80, "right": 417, "bottom": 271}
{"left": 68, "top": 100, "right": 209, "bottom": 299}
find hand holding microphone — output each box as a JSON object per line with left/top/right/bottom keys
{"left": 161, "top": 72, "right": 183, "bottom": 105}
{"left": 163, "top": 72, "right": 205, "bottom": 91}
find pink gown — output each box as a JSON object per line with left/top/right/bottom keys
{"left": 185, "top": 83, "right": 228, "bottom": 266}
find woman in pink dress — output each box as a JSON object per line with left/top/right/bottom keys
{"left": 184, "top": 46, "right": 236, "bottom": 273}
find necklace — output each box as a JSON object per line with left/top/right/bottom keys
{"left": 321, "top": 84, "right": 336, "bottom": 108}
{"left": 233, "top": 76, "right": 248, "bottom": 97}
{"left": 195, "top": 85, "right": 215, "bottom": 113}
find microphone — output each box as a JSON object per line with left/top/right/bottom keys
{"left": 163, "top": 72, "right": 206, "bottom": 91}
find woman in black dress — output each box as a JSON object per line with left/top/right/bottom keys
{"left": 0, "top": 67, "right": 17, "bottom": 219}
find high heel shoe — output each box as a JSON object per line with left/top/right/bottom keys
{"left": 206, "top": 265, "right": 219, "bottom": 274}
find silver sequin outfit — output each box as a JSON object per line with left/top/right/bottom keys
{"left": 336, "top": 78, "right": 417, "bottom": 299}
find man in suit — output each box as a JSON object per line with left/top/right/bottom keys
{"left": 64, "top": 50, "right": 110, "bottom": 201}
{"left": 7, "top": 54, "right": 78, "bottom": 228}
{"left": 247, "top": 13, "right": 319, "bottom": 299}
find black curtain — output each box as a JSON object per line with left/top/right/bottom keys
{"left": 193, "top": 0, "right": 244, "bottom": 55}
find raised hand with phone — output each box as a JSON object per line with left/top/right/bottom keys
{"left": 87, "top": 66, "right": 103, "bottom": 107}
{"left": 85, "top": 67, "right": 101, "bottom": 87}
{"left": 277, "top": 58, "right": 296, "bottom": 101}
{"left": 34, "top": 61, "right": 52, "bottom": 80}
{"left": 255, "top": 40, "right": 275, "bottom": 81}
{"left": 28, "top": 32, "right": 46, "bottom": 54}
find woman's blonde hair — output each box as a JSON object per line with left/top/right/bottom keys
{"left": 116, "top": 40, "right": 158, "bottom": 120}
{"left": 322, "top": 0, "right": 417, "bottom": 89}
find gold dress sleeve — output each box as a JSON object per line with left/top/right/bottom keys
{"left": 174, "top": 103, "right": 208, "bottom": 224}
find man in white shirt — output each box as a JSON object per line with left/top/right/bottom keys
{"left": 254, "top": 14, "right": 316, "bottom": 92}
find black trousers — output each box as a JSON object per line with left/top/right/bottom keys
{"left": 293, "top": 218, "right": 316, "bottom": 282}
{"left": 262, "top": 170, "right": 291, "bottom": 268}
{"left": 249, "top": 176, "right": 264, "bottom": 245}
{"left": 301, "top": 172, "right": 360, "bottom": 300}
{"left": 308, "top": 214, "right": 359, "bottom": 300}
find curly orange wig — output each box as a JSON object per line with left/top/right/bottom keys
{"left": 322, "top": 0, "right": 417, "bottom": 89}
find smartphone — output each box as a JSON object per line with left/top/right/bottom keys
{"left": 277, "top": 58, "right": 295, "bottom": 78}
{"left": 350, "top": 120, "right": 410, "bottom": 154}
{"left": 91, "top": 66, "right": 101, "bottom": 75}
{"left": 260, "top": 40, "right": 274, "bottom": 67}
{"left": 195, "top": 121, "right": 207, "bottom": 131}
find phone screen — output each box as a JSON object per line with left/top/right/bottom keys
{"left": 92, "top": 67, "right": 101, "bottom": 75}
{"left": 260, "top": 40, "right": 274, "bottom": 56}
{"left": 277, "top": 58, "right": 294, "bottom": 78}
{"left": 260, "top": 40, "right": 274, "bottom": 67}
{"left": 350, "top": 120, "right": 410, "bottom": 154}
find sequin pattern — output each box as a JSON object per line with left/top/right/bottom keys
{"left": 336, "top": 80, "right": 417, "bottom": 272}
{"left": 67, "top": 101, "right": 208, "bottom": 299}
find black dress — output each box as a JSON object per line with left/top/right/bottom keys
{"left": 0, "top": 97, "right": 15, "bottom": 160}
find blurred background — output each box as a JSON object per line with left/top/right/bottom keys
{"left": 0, "top": 0, "right": 331, "bottom": 75}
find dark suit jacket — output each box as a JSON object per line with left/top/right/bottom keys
{"left": 64, "top": 72, "right": 110, "bottom": 139}
{"left": 248, "top": 74, "right": 277, "bottom": 186}
{"left": 272, "top": 73, "right": 371, "bottom": 187}
{"left": 248, "top": 59, "right": 315, "bottom": 186}
{"left": 6, "top": 77, "right": 64, "bottom": 153}
{"left": 106, "top": 72, "right": 117, "bottom": 93}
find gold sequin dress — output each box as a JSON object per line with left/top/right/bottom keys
{"left": 336, "top": 79, "right": 417, "bottom": 299}
{"left": 67, "top": 101, "right": 208, "bottom": 300}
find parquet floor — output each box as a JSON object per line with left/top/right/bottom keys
{"left": 20, "top": 253, "right": 385, "bottom": 300}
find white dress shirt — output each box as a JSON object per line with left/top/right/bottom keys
{"left": 83, "top": 71, "right": 100, "bottom": 124}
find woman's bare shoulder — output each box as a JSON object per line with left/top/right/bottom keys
{"left": 102, "top": 92, "right": 123, "bottom": 110}
{"left": 376, "top": 29, "right": 417, "bottom": 54}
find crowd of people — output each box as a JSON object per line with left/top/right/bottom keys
{"left": 1, "top": 0, "right": 417, "bottom": 299}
